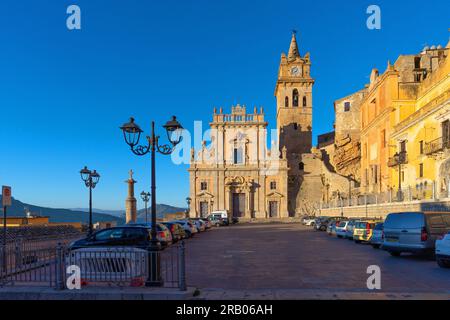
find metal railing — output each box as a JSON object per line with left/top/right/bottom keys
{"left": 424, "top": 137, "right": 450, "bottom": 155}
{"left": 321, "top": 181, "right": 447, "bottom": 210}
{"left": 387, "top": 151, "right": 408, "bottom": 167}
{"left": 0, "top": 240, "right": 187, "bottom": 290}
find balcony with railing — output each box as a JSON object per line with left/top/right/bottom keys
{"left": 424, "top": 137, "right": 450, "bottom": 155}
{"left": 212, "top": 104, "right": 266, "bottom": 124}
{"left": 387, "top": 151, "right": 408, "bottom": 167}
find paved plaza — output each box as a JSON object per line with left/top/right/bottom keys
{"left": 185, "top": 223, "right": 450, "bottom": 295}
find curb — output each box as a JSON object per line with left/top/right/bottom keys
{"left": 0, "top": 286, "right": 197, "bottom": 300}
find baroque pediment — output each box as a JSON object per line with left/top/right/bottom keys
{"left": 196, "top": 191, "right": 215, "bottom": 198}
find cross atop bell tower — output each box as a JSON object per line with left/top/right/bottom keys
{"left": 275, "top": 31, "right": 314, "bottom": 156}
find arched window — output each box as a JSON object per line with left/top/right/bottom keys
{"left": 284, "top": 96, "right": 289, "bottom": 107}
{"left": 303, "top": 96, "right": 307, "bottom": 107}
{"left": 299, "top": 162, "right": 305, "bottom": 171}
{"left": 293, "top": 89, "right": 299, "bottom": 107}
{"left": 233, "top": 139, "right": 243, "bottom": 164}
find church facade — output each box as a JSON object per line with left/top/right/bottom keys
{"left": 188, "top": 33, "right": 347, "bottom": 219}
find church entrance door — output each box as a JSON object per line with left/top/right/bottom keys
{"left": 200, "top": 201, "right": 209, "bottom": 218}
{"left": 232, "top": 193, "right": 246, "bottom": 218}
{"left": 269, "top": 201, "right": 278, "bottom": 218}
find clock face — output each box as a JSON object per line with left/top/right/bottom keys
{"left": 291, "top": 66, "right": 300, "bottom": 76}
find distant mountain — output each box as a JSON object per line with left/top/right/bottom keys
{"left": 135, "top": 204, "right": 186, "bottom": 222}
{"left": 71, "top": 204, "right": 186, "bottom": 221}
{"left": 0, "top": 196, "right": 124, "bottom": 225}
{"left": 70, "top": 208, "right": 124, "bottom": 217}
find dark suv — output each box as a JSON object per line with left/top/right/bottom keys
{"left": 68, "top": 226, "right": 154, "bottom": 251}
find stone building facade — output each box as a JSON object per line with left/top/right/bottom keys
{"left": 188, "top": 32, "right": 348, "bottom": 219}
{"left": 188, "top": 105, "right": 289, "bottom": 219}
{"left": 360, "top": 42, "right": 450, "bottom": 197}
{"left": 389, "top": 43, "right": 450, "bottom": 200}
{"left": 332, "top": 89, "right": 367, "bottom": 192}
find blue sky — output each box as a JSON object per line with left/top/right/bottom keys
{"left": 0, "top": 0, "right": 449, "bottom": 210}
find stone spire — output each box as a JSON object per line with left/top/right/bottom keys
{"left": 287, "top": 31, "right": 300, "bottom": 61}
{"left": 125, "top": 169, "right": 137, "bottom": 224}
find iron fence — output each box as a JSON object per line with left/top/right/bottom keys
{"left": 0, "top": 240, "right": 186, "bottom": 291}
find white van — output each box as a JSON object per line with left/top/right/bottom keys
{"left": 210, "top": 210, "right": 228, "bottom": 219}
{"left": 207, "top": 211, "right": 229, "bottom": 226}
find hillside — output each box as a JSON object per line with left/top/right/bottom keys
{"left": 0, "top": 196, "right": 124, "bottom": 224}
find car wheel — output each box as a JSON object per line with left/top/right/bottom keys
{"left": 372, "top": 244, "right": 380, "bottom": 249}
{"left": 337, "top": 235, "right": 342, "bottom": 238}
{"left": 311, "top": 222, "right": 315, "bottom": 226}
{"left": 437, "top": 258, "right": 450, "bottom": 268}
{"left": 320, "top": 226, "right": 326, "bottom": 231}
{"left": 354, "top": 240, "right": 361, "bottom": 244}
{"left": 389, "top": 251, "right": 401, "bottom": 257}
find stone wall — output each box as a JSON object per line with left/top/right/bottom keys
{"left": 320, "top": 199, "right": 450, "bottom": 219}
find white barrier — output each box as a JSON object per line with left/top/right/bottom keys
{"left": 65, "top": 247, "right": 148, "bottom": 283}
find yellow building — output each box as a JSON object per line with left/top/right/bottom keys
{"left": 390, "top": 42, "right": 450, "bottom": 200}
{"left": 0, "top": 216, "right": 50, "bottom": 227}
{"left": 360, "top": 65, "right": 399, "bottom": 195}
{"left": 360, "top": 41, "right": 450, "bottom": 202}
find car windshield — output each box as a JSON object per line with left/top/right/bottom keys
{"left": 385, "top": 213, "right": 425, "bottom": 229}
{"left": 355, "top": 222, "right": 369, "bottom": 229}
{"left": 95, "top": 228, "right": 124, "bottom": 240}
{"left": 338, "top": 222, "right": 347, "bottom": 227}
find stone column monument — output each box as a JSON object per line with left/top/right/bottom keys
{"left": 125, "top": 169, "right": 137, "bottom": 224}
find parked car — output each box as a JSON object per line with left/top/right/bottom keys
{"left": 199, "top": 218, "right": 212, "bottom": 229}
{"left": 162, "top": 222, "right": 186, "bottom": 242}
{"left": 345, "top": 219, "right": 358, "bottom": 240}
{"left": 68, "top": 226, "right": 156, "bottom": 251}
{"left": 436, "top": 231, "right": 450, "bottom": 268}
{"left": 190, "top": 219, "right": 206, "bottom": 232}
{"left": 335, "top": 221, "right": 349, "bottom": 238}
{"left": 382, "top": 211, "right": 450, "bottom": 257}
{"left": 315, "top": 218, "right": 330, "bottom": 231}
{"left": 124, "top": 223, "right": 173, "bottom": 248}
{"left": 304, "top": 217, "right": 317, "bottom": 226}
{"left": 370, "top": 222, "right": 384, "bottom": 249}
{"left": 327, "top": 221, "right": 340, "bottom": 236}
{"left": 353, "top": 220, "right": 380, "bottom": 243}
{"left": 174, "top": 220, "right": 198, "bottom": 237}
{"left": 301, "top": 216, "right": 315, "bottom": 225}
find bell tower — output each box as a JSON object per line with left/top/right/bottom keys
{"left": 275, "top": 31, "right": 314, "bottom": 155}
{"left": 275, "top": 31, "right": 315, "bottom": 216}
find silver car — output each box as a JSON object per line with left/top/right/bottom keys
{"left": 345, "top": 220, "right": 357, "bottom": 240}
{"left": 370, "top": 222, "right": 384, "bottom": 249}
{"left": 383, "top": 211, "right": 450, "bottom": 257}
{"left": 335, "top": 221, "right": 349, "bottom": 238}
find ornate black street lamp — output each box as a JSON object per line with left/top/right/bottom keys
{"left": 347, "top": 174, "right": 354, "bottom": 207}
{"left": 141, "top": 191, "right": 151, "bottom": 224}
{"left": 186, "top": 197, "right": 192, "bottom": 218}
{"left": 79, "top": 166, "right": 100, "bottom": 236}
{"left": 394, "top": 152, "right": 403, "bottom": 201}
{"left": 120, "top": 116, "right": 183, "bottom": 286}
